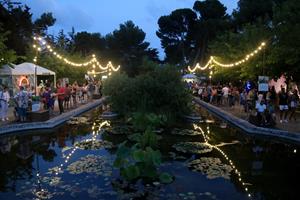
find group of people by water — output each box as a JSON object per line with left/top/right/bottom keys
{"left": 187, "top": 81, "right": 299, "bottom": 127}
{"left": 0, "top": 80, "right": 102, "bottom": 123}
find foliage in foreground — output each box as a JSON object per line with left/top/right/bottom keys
{"left": 113, "top": 113, "right": 173, "bottom": 184}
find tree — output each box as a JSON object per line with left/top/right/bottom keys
{"left": 191, "top": 0, "right": 230, "bottom": 65}
{"left": 232, "top": 0, "right": 286, "bottom": 28}
{"left": 0, "top": 2, "right": 33, "bottom": 56}
{"left": 209, "top": 23, "right": 272, "bottom": 81}
{"left": 34, "top": 12, "right": 56, "bottom": 36}
{"left": 55, "top": 29, "right": 70, "bottom": 51}
{"left": 0, "top": 26, "right": 17, "bottom": 66}
{"left": 106, "top": 21, "right": 151, "bottom": 76}
{"left": 0, "top": 1, "right": 56, "bottom": 60}
{"left": 269, "top": 0, "right": 300, "bottom": 79}
{"left": 157, "top": 9, "right": 197, "bottom": 65}
{"left": 73, "top": 31, "right": 106, "bottom": 57}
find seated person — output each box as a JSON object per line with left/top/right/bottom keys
{"left": 255, "top": 99, "right": 267, "bottom": 126}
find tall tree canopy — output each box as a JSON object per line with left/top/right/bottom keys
{"left": 0, "top": 0, "right": 55, "bottom": 58}
{"left": 191, "top": 0, "right": 230, "bottom": 65}
{"left": 157, "top": 8, "right": 196, "bottom": 65}
{"left": 106, "top": 20, "right": 157, "bottom": 76}
{"left": 73, "top": 31, "right": 106, "bottom": 57}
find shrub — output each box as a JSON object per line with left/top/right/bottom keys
{"left": 103, "top": 65, "right": 192, "bottom": 125}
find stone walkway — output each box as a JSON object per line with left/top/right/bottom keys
{"left": 0, "top": 98, "right": 105, "bottom": 135}
{"left": 194, "top": 98, "right": 300, "bottom": 144}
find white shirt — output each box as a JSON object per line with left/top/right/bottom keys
{"left": 256, "top": 103, "right": 266, "bottom": 113}
{"left": 222, "top": 87, "right": 229, "bottom": 97}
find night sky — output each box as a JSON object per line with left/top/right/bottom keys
{"left": 24, "top": 0, "right": 238, "bottom": 58}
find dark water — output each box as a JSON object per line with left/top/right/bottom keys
{"left": 0, "top": 109, "right": 299, "bottom": 200}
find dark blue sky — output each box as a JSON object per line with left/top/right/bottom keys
{"left": 24, "top": 0, "right": 238, "bottom": 58}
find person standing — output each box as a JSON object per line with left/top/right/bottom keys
{"left": 72, "top": 82, "right": 78, "bottom": 107}
{"left": 56, "top": 83, "right": 65, "bottom": 114}
{"left": 42, "top": 87, "right": 55, "bottom": 115}
{"left": 278, "top": 87, "right": 289, "bottom": 123}
{"left": 15, "top": 86, "right": 29, "bottom": 122}
{"left": 0, "top": 86, "right": 10, "bottom": 121}
{"left": 217, "top": 85, "right": 222, "bottom": 105}
{"left": 64, "top": 83, "right": 71, "bottom": 110}
{"left": 222, "top": 85, "right": 229, "bottom": 106}
{"left": 289, "top": 89, "right": 299, "bottom": 121}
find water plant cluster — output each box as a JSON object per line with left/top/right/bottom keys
{"left": 113, "top": 113, "right": 173, "bottom": 184}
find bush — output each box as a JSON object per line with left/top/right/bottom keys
{"left": 103, "top": 65, "right": 192, "bottom": 125}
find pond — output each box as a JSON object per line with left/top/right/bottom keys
{"left": 0, "top": 108, "right": 299, "bottom": 200}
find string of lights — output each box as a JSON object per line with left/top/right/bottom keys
{"left": 32, "top": 36, "right": 121, "bottom": 73}
{"left": 193, "top": 124, "right": 253, "bottom": 198}
{"left": 188, "top": 42, "right": 266, "bottom": 73}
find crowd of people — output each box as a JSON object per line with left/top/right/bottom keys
{"left": 187, "top": 81, "right": 299, "bottom": 127}
{"left": 0, "top": 80, "right": 102, "bottom": 123}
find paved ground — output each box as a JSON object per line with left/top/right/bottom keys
{"left": 217, "top": 104, "right": 300, "bottom": 133}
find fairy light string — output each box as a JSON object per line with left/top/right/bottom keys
{"left": 32, "top": 36, "right": 120, "bottom": 73}
{"left": 193, "top": 124, "right": 253, "bottom": 198}
{"left": 188, "top": 42, "right": 266, "bottom": 72}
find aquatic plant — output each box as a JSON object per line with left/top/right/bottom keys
{"left": 67, "top": 155, "right": 112, "bottom": 176}
{"left": 173, "top": 142, "right": 213, "bottom": 154}
{"left": 67, "top": 117, "right": 90, "bottom": 125}
{"left": 171, "top": 128, "right": 202, "bottom": 136}
{"left": 187, "top": 157, "right": 233, "bottom": 179}
{"left": 74, "top": 139, "right": 114, "bottom": 150}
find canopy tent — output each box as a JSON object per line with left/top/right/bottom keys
{"left": 14, "top": 62, "right": 56, "bottom": 76}
{"left": 182, "top": 73, "right": 200, "bottom": 83}
{"left": 0, "top": 62, "right": 56, "bottom": 95}
{"left": 182, "top": 74, "right": 197, "bottom": 79}
{"left": 0, "top": 64, "right": 17, "bottom": 75}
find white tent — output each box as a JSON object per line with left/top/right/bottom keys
{"left": 14, "top": 62, "right": 56, "bottom": 76}
{"left": 0, "top": 62, "right": 56, "bottom": 95}
{"left": 182, "top": 73, "right": 199, "bottom": 83}
{"left": 0, "top": 64, "right": 17, "bottom": 75}
{"left": 182, "top": 74, "right": 197, "bottom": 79}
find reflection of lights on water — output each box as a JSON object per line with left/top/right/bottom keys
{"left": 53, "top": 120, "right": 110, "bottom": 176}
{"left": 193, "top": 124, "right": 253, "bottom": 198}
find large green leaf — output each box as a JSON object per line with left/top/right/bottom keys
{"left": 121, "top": 165, "right": 140, "bottom": 181}
{"left": 133, "top": 149, "right": 145, "bottom": 162}
{"left": 116, "top": 142, "right": 131, "bottom": 158}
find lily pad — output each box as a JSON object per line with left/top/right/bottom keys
{"left": 67, "top": 155, "right": 112, "bottom": 176}
{"left": 187, "top": 157, "right": 233, "bottom": 179}
{"left": 171, "top": 128, "right": 202, "bottom": 136}
{"left": 67, "top": 117, "right": 90, "bottom": 125}
{"left": 32, "top": 188, "right": 53, "bottom": 199}
{"left": 173, "top": 142, "right": 213, "bottom": 154}
{"left": 47, "top": 166, "right": 63, "bottom": 175}
{"left": 42, "top": 176, "right": 61, "bottom": 186}
{"left": 74, "top": 139, "right": 114, "bottom": 150}
{"left": 104, "top": 126, "right": 132, "bottom": 135}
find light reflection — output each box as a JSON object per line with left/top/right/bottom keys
{"left": 193, "top": 124, "right": 253, "bottom": 198}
